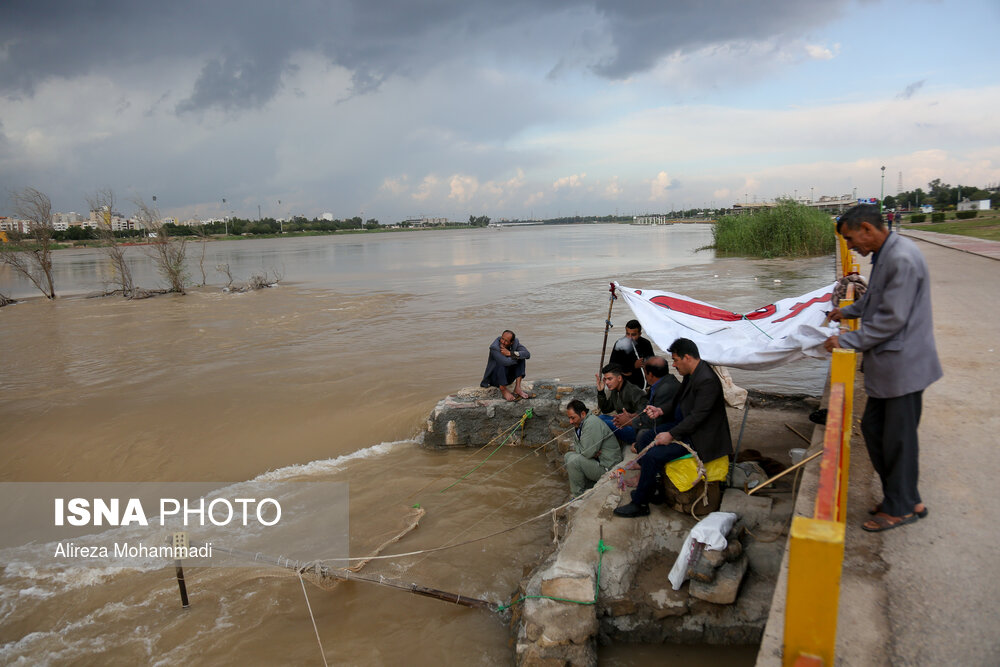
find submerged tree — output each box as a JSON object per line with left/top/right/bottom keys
{"left": 2, "top": 187, "right": 57, "bottom": 298}
{"left": 133, "top": 197, "right": 188, "bottom": 294}
{"left": 87, "top": 188, "right": 136, "bottom": 297}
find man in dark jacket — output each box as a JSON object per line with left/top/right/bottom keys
{"left": 480, "top": 330, "right": 531, "bottom": 401}
{"left": 633, "top": 356, "right": 681, "bottom": 452}
{"left": 596, "top": 363, "right": 647, "bottom": 444}
{"left": 614, "top": 338, "right": 733, "bottom": 518}
{"left": 609, "top": 320, "right": 655, "bottom": 390}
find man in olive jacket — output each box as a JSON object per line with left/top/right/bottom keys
{"left": 614, "top": 338, "right": 732, "bottom": 518}
{"left": 564, "top": 400, "right": 623, "bottom": 496}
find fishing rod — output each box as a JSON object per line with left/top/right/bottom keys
{"left": 598, "top": 282, "right": 617, "bottom": 373}
{"left": 180, "top": 539, "right": 496, "bottom": 611}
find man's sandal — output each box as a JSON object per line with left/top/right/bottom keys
{"left": 862, "top": 512, "right": 917, "bottom": 532}
{"left": 868, "top": 504, "right": 928, "bottom": 519}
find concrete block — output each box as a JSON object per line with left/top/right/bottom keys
{"left": 688, "top": 555, "right": 748, "bottom": 605}
{"left": 720, "top": 488, "right": 772, "bottom": 530}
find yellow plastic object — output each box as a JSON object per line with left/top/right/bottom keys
{"left": 664, "top": 455, "right": 728, "bottom": 492}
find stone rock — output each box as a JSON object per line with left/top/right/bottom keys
{"left": 725, "top": 535, "right": 744, "bottom": 561}
{"left": 702, "top": 547, "right": 726, "bottom": 567}
{"left": 720, "top": 488, "right": 772, "bottom": 530}
{"left": 445, "top": 420, "right": 460, "bottom": 445}
{"left": 604, "top": 598, "right": 636, "bottom": 617}
{"left": 540, "top": 575, "right": 594, "bottom": 602}
{"left": 517, "top": 641, "right": 596, "bottom": 667}
{"left": 689, "top": 555, "right": 749, "bottom": 605}
{"left": 687, "top": 554, "right": 717, "bottom": 583}
{"left": 525, "top": 599, "right": 597, "bottom": 647}
{"left": 648, "top": 587, "right": 689, "bottom": 619}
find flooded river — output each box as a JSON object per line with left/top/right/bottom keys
{"left": 1, "top": 224, "right": 833, "bottom": 664}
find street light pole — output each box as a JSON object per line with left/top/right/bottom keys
{"left": 880, "top": 166, "right": 886, "bottom": 214}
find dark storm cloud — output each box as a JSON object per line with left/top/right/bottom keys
{"left": 591, "top": 0, "right": 851, "bottom": 78}
{"left": 1, "top": 0, "right": 851, "bottom": 111}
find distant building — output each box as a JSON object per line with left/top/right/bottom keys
{"left": 633, "top": 215, "right": 672, "bottom": 225}
{"left": 0, "top": 217, "right": 29, "bottom": 234}
{"left": 957, "top": 199, "right": 990, "bottom": 212}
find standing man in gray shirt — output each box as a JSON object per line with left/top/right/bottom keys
{"left": 825, "top": 204, "right": 942, "bottom": 532}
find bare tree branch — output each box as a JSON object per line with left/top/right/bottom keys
{"left": 86, "top": 188, "right": 136, "bottom": 297}
{"left": 132, "top": 197, "right": 188, "bottom": 294}
{"left": 1, "top": 187, "right": 57, "bottom": 299}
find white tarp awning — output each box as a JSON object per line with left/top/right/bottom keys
{"left": 615, "top": 281, "right": 837, "bottom": 370}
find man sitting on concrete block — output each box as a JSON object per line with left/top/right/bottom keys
{"left": 564, "top": 399, "right": 623, "bottom": 497}
{"left": 614, "top": 338, "right": 733, "bottom": 518}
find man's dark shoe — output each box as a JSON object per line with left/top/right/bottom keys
{"left": 613, "top": 502, "right": 650, "bottom": 518}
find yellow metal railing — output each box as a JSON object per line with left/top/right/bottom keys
{"left": 782, "top": 229, "right": 859, "bottom": 665}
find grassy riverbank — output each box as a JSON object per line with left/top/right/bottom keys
{"left": 904, "top": 213, "right": 1000, "bottom": 242}
{"left": 712, "top": 201, "right": 835, "bottom": 258}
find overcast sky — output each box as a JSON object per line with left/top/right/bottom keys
{"left": 1, "top": 0, "right": 998, "bottom": 222}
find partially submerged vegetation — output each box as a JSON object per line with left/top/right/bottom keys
{"left": 712, "top": 201, "right": 835, "bottom": 258}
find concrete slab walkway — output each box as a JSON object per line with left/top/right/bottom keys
{"left": 758, "top": 230, "right": 1000, "bottom": 665}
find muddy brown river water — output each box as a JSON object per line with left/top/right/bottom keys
{"left": 1, "top": 224, "right": 833, "bottom": 664}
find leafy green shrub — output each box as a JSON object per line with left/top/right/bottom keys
{"left": 909, "top": 213, "right": 926, "bottom": 223}
{"left": 712, "top": 201, "right": 835, "bottom": 257}
{"left": 955, "top": 210, "right": 978, "bottom": 219}
{"left": 931, "top": 212, "right": 946, "bottom": 223}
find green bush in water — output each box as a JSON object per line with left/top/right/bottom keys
{"left": 712, "top": 201, "right": 836, "bottom": 258}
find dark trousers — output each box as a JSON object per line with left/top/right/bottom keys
{"left": 599, "top": 414, "right": 636, "bottom": 444}
{"left": 861, "top": 390, "right": 923, "bottom": 517}
{"left": 630, "top": 442, "right": 689, "bottom": 505}
{"left": 634, "top": 422, "right": 677, "bottom": 451}
{"left": 484, "top": 360, "right": 525, "bottom": 388}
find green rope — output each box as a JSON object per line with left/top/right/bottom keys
{"left": 741, "top": 313, "right": 774, "bottom": 340}
{"left": 495, "top": 539, "right": 611, "bottom": 613}
{"left": 437, "top": 410, "right": 532, "bottom": 494}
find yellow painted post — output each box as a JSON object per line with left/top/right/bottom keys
{"left": 783, "top": 517, "right": 846, "bottom": 666}
{"left": 830, "top": 349, "right": 856, "bottom": 521}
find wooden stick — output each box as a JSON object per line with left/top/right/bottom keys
{"left": 746, "top": 450, "right": 824, "bottom": 495}
{"left": 598, "top": 282, "right": 617, "bottom": 373}
{"left": 784, "top": 423, "right": 812, "bottom": 444}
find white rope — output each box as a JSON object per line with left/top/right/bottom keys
{"left": 297, "top": 570, "right": 329, "bottom": 667}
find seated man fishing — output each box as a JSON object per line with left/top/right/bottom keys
{"left": 564, "top": 399, "right": 622, "bottom": 497}
{"left": 633, "top": 356, "right": 681, "bottom": 450}
{"left": 614, "top": 338, "right": 733, "bottom": 518}
{"left": 480, "top": 329, "right": 532, "bottom": 401}
{"left": 596, "top": 363, "right": 647, "bottom": 444}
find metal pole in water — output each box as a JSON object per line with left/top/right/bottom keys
{"left": 174, "top": 532, "right": 190, "bottom": 609}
